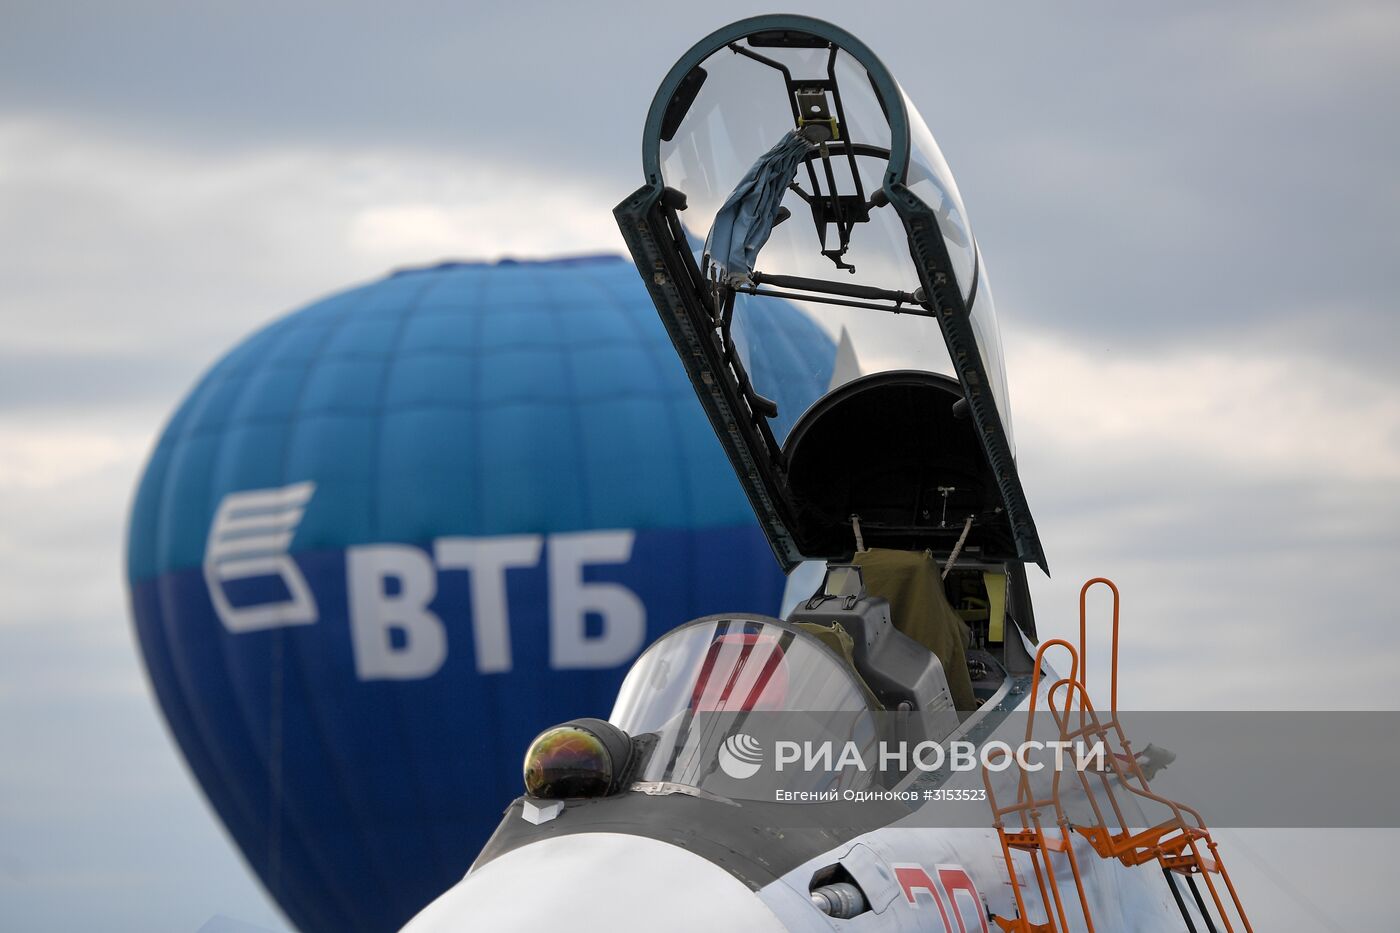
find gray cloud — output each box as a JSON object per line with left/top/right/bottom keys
{"left": 4, "top": 1, "right": 1396, "bottom": 357}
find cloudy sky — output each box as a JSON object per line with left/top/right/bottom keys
{"left": 1, "top": 1, "right": 1397, "bottom": 930}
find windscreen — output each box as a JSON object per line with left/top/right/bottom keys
{"left": 609, "top": 617, "right": 877, "bottom": 800}
{"left": 657, "top": 33, "right": 1014, "bottom": 450}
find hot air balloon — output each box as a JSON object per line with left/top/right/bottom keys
{"left": 127, "top": 254, "right": 836, "bottom": 932}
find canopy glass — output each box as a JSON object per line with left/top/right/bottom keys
{"left": 610, "top": 616, "right": 878, "bottom": 800}
{"left": 615, "top": 16, "right": 1043, "bottom": 572}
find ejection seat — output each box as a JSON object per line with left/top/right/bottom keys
{"left": 786, "top": 560, "right": 975, "bottom": 713}
{"left": 852, "top": 548, "right": 977, "bottom": 710}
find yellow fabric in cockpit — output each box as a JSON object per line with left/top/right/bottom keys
{"left": 984, "top": 571, "right": 1007, "bottom": 643}
{"left": 853, "top": 548, "right": 977, "bottom": 711}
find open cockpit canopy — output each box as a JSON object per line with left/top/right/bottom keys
{"left": 615, "top": 15, "right": 1045, "bottom": 572}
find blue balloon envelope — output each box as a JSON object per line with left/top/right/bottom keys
{"left": 127, "top": 255, "right": 834, "bottom": 932}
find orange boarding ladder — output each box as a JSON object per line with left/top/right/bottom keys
{"left": 984, "top": 579, "right": 1255, "bottom": 933}
{"left": 1052, "top": 579, "right": 1253, "bottom": 933}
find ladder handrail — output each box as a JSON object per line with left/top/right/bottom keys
{"left": 1078, "top": 578, "right": 1120, "bottom": 715}
{"left": 1025, "top": 638, "right": 1079, "bottom": 746}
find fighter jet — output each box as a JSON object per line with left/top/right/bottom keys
{"left": 403, "top": 16, "right": 1254, "bottom": 932}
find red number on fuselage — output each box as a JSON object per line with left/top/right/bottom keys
{"left": 893, "top": 863, "right": 987, "bottom": 933}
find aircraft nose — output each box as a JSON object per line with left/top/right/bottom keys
{"left": 400, "top": 831, "right": 791, "bottom": 932}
